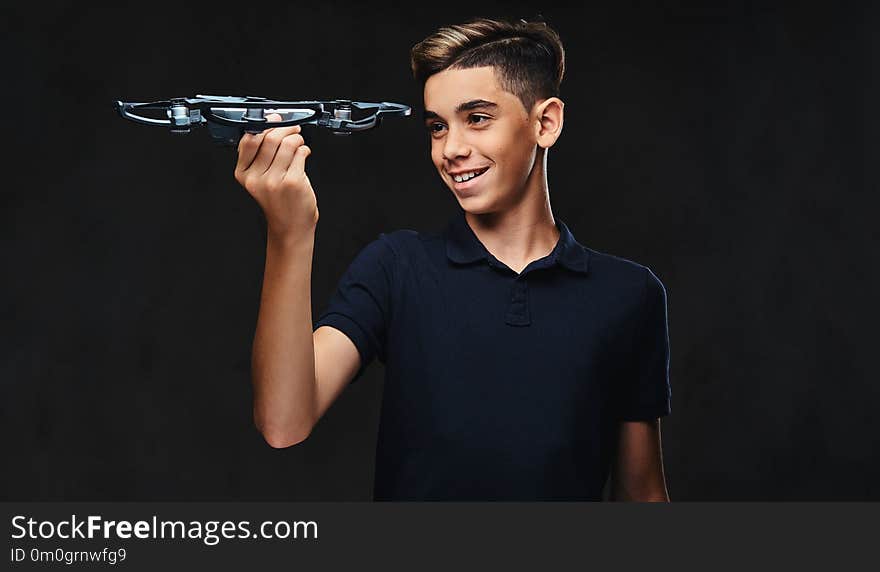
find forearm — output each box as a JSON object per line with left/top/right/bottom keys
{"left": 251, "top": 229, "right": 318, "bottom": 447}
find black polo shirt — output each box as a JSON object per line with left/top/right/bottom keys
{"left": 313, "top": 209, "right": 671, "bottom": 501}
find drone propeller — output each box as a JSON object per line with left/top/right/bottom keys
{"left": 115, "top": 94, "right": 411, "bottom": 145}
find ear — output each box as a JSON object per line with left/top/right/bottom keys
{"left": 533, "top": 97, "right": 564, "bottom": 149}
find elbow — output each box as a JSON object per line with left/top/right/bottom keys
{"left": 262, "top": 429, "right": 310, "bottom": 449}
{"left": 254, "top": 415, "right": 313, "bottom": 449}
{"left": 252, "top": 391, "right": 317, "bottom": 448}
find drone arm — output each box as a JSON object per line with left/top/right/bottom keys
{"left": 115, "top": 100, "right": 172, "bottom": 127}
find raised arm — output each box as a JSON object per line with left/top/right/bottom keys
{"left": 236, "top": 114, "right": 361, "bottom": 448}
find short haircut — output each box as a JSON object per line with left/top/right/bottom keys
{"left": 410, "top": 16, "right": 565, "bottom": 114}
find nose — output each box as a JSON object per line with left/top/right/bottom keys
{"left": 442, "top": 125, "right": 470, "bottom": 161}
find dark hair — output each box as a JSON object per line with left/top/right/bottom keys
{"left": 410, "top": 16, "right": 565, "bottom": 113}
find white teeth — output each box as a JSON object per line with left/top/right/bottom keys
{"left": 452, "top": 167, "right": 488, "bottom": 183}
{"left": 453, "top": 169, "right": 482, "bottom": 183}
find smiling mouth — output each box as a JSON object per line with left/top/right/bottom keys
{"left": 449, "top": 167, "right": 490, "bottom": 185}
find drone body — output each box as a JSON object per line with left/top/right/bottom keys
{"left": 116, "top": 94, "right": 411, "bottom": 145}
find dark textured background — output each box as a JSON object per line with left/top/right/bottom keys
{"left": 2, "top": 1, "right": 877, "bottom": 500}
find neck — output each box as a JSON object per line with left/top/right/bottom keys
{"left": 464, "top": 149, "right": 560, "bottom": 274}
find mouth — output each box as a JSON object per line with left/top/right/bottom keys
{"left": 448, "top": 166, "right": 490, "bottom": 190}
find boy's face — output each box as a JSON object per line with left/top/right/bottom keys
{"left": 423, "top": 65, "right": 539, "bottom": 213}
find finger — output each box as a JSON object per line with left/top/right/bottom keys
{"left": 236, "top": 115, "right": 301, "bottom": 173}
{"left": 248, "top": 122, "right": 303, "bottom": 176}
{"left": 237, "top": 114, "right": 281, "bottom": 162}
{"left": 236, "top": 132, "right": 262, "bottom": 173}
{"left": 286, "top": 143, "right": 312, "bottom": 178}
{"left": 240, "top": 114, "right": 283, "bottom": 171}
{"left": 265, "top": 132, "right": 305, "bottom": 183}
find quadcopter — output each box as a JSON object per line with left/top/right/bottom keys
{"left": 115, "top": 94, "right": 412, "bottom": 145}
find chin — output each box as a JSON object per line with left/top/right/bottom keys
{"left": 455, "top": 197, "right": 498, "bottom": 216}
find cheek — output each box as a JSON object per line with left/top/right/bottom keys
{"left": 508, "top": 134, "right": 537, "bottom": 173}
{"left": 490, "top": 142, "right": 532, "bottom": 180}
{"left": 492, "top": 128, "right": 531, "bottom": 167}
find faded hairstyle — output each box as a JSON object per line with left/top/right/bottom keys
{"left": 410, "top": 16, "right": 565, "bottom": 114}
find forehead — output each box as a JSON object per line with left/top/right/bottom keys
{"left": 423, "top": 65, "right": 517, "bottom": 112}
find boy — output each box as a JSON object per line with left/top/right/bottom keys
{"left": 234, "top": 17, "right": 671, "bottom": 501}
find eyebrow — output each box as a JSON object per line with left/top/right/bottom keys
{"left": 423, "top": 99, "right": 499, "bottom": 122}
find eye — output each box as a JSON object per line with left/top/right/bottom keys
{"left": 469, "top": 114, "right": 490, "bottom": 124}
{"left": 426, "top": 122, "right": 446, "bottom": 134}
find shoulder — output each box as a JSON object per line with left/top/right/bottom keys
{"left": 374, "top": 225, "right": 446, "bottom": 262}
{"left": 348, "top": 228, "right": 434, "bottom": 278}
{"left": 353, "top": 227, "right": 423, "bottom": 258}
{"left": 584, "top": 246, "right": 667, "bottom": 307}
{"left": 375, "top": 228, "right": 422, "bottom": 254}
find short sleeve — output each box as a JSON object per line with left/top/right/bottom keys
{"left": 618, "top": 267, "right": 672, "bottom": 421}
{"left": 312, "top": 233, "right": 396, "bottom": 384}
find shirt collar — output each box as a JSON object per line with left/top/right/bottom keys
{"left": 445, "top": 210, "right": 590, "bottom": 274}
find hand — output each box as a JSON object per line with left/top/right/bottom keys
{"left": 234, "top": 113, "right": 318, "bottom": 241}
